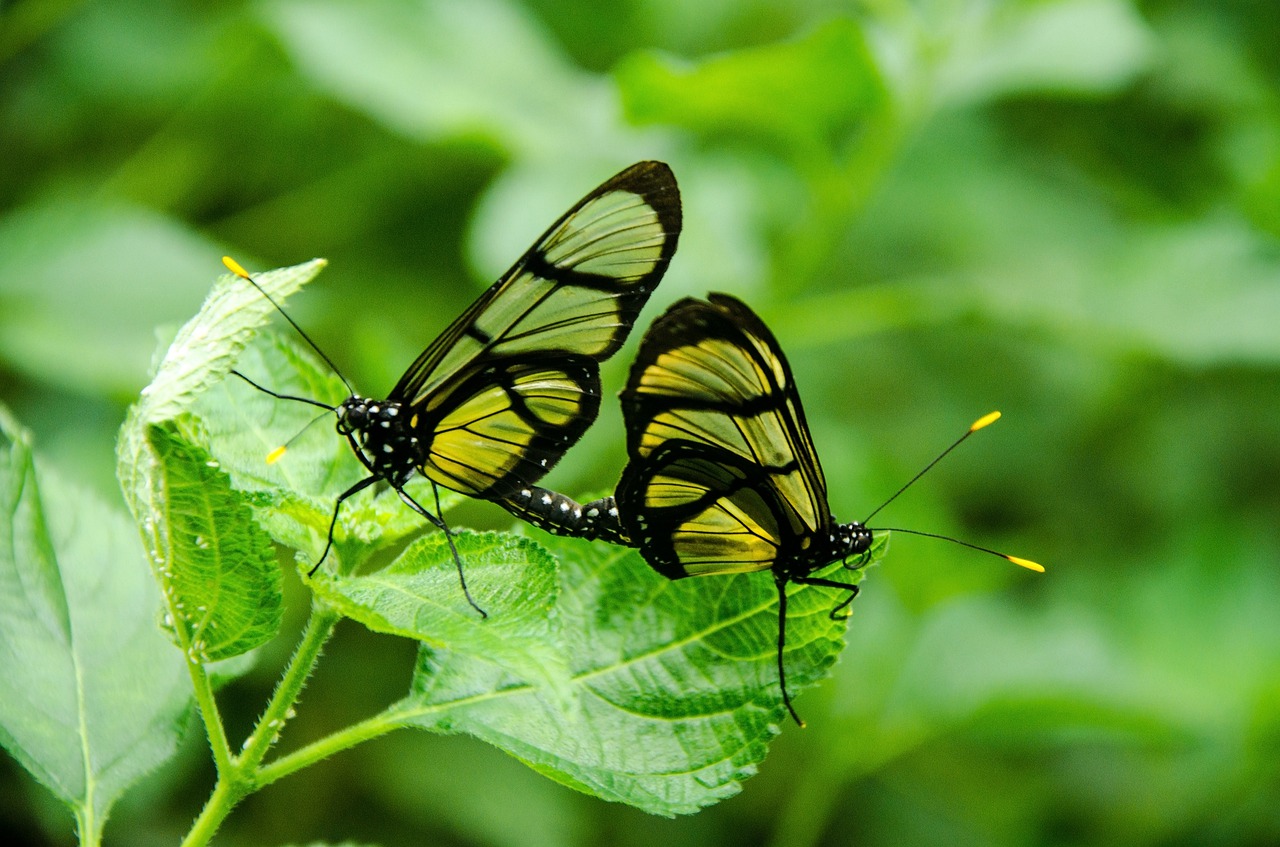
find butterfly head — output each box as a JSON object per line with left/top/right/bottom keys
{"left": 834, "top": 521, "right": 874, "bottom": 561}
{"left": 337, "top": 397, "right": 420, "bottom": 483}
{"left": 335, "top": 395, "right": 374, "bottom": 436}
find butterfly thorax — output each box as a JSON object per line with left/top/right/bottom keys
{"left": 778, "top": 519, "right": 874, "bottom": 582}
{"left": 336, "top": 396, "right": 423, "bottom": 485}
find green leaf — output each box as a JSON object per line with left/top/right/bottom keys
{"left": 122, "top": 258, "right": 326, "bottom": 436}
{"left": 616, "top": 19, "right": 886, "bottom": 160}
{"left": 117, "top": 259, "right": 325, "bottom": 541}
{"left": 143, "top": 423, "right": 281, "bottom": 662}
{"left": 0, "top": 406, "right": 189, "bottom": 841}
{"left": 394, "top": 531, "right": 887, "bottom": 816}
{"left": 315, "top": 531, "right": 568, "bottom": 695}
{"left": 0, "top": 201, "right": 224, "bottom": 394}
{"left": 934, "top": 0, "right": 1156, "bottom": 106}
{"left": 188, "top": 329, "right": 464, "bottom": 571}
{"left": 263, "top": 0, "right": 609, "bottom": 158}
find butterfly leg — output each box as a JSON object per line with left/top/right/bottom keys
{"left": 843, "top": 548, "right": 873, "bottom": 571}
{"left": 774, "top": 576, "right": 806, "bottom": 727}
{"left": 391, "top": 481, "right": 488, "bottom": 619}
{"left": 310, "top": 474, "right": 379, "bottom": 576}
{"left": 791, "top": 575, "right": 861, "bottom": 620}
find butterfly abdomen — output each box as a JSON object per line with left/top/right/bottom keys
{"left": 503, "top": 487, "right": 630, "bottom": 545}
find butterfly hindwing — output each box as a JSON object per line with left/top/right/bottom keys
{"left": 413, "top": 353, "right": 600, "bottom": 496}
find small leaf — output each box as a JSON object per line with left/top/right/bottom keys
{"left": 143, "top": 423, "right": 281, "bottom": 662}
{"left": 0, "top": 406, "right": 189, "bottom": 840}
{"left": 617, "top": 19, "right": 886, "bottom": 159}
{"left": 117, "top": 258, "right": 325, "bottom": 519}
{"left": 395, "top": 532, "right": 886, "bottom": 816}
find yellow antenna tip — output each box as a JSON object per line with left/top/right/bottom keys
{"left": 971, "top": 410, "right": 1002, "bottom": 432}
{"left": 222, "top": 256, "right": 251, "bottom": 279}
{"left": 1007, "top": 555, "right": 1045, "bottom": 573}
{"left": 266, "top": 445, "right": 287, "bottom": 465}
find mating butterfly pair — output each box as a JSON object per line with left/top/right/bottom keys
{"left": 230, "top": 161, "right": 1040, "bottom": 725}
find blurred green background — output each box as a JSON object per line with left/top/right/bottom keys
{"left": 3, "top": 0, "right": 1279, "bottom": 844}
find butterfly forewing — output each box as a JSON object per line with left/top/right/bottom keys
{"left": 390, "top": 162, "right": 679, "bottom": 403}
{"left": 386, "top": 162, "right": 680, "bottom": 499}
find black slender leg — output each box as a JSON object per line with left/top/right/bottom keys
{"left": 392, "top": 482, "right": 487, "bottom": 619}
{"left": 309, "top": 474, "right": 379, "bottom": 576}
{"left": 791, "top": 575, "right": 861, "bottom": 620}
{"left": 775, "top": 576, "right": 805, "bottom": 727}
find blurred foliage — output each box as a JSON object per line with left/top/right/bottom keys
{"left": 2, "top": 0, "right": 1279, "bottom": 844}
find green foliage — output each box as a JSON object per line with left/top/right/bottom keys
{"left": 399, "top": 533, "right": 885, "bottom": 816}
{"left": 618, "top": 20, "right": 886, "bottom": 158}
{"left": 4, "top": 0, "right": 1280, "bottom": 844}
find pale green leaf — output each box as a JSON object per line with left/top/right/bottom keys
{"left": 0, "top": 201, "right": 223, "bottom": 394}
{"left": 936, "top": 0, "right": 1156, "bottom": 106}
{"left": 0, "top": 406, "right": 189, "bottom": 841}
{"left": 188, "top": 330, "right": 464, "bottom": 572}
{"left": 314, "top": 531, "right": 567, "bottom": 695}
{"left": 263, "top": 0, "right": 611, "bottom": 158}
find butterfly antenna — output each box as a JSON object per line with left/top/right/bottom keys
{"left": 862, "top": 411, "right": 1001, "bottom": 524}
{"left": 229, "top": 370, "right": 335, "bottom": 413}
{"left": 261, "top": 409, "right": 333, "bottom": 466}
{"left": 861, "top": 411, "right": 1045, "bottom": 573}
{"left": 872, "top": 527, "right": 1044, "bottom": 572}
{"left": 222, "top": 256, "right": 356, "bottom": 396}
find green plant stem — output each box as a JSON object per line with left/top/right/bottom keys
{"left": 179, "top": 598, "right": 342, "bottom": 847}
{"left": 255, "top": 701, "right": 413, "bottom": 788}
{"left": 181, "top": 775, "right": 243, "bottom": 847}
{"left": 238, "top": 600, "right": 341, "bottom": 769}
{"left": 188, "top": 661, "right": 233, "bottom": 777}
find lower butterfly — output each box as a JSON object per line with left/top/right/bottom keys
{"left": 226, "top": 161, "right": 681, "bottom": 615}
{"left": 501, "top": 293, "right": 1042, "bottom": 724}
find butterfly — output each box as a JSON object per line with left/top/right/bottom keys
{"left": 502, "top": 293, "right": 1040, "bottom": 722}
{"left": 228, "top": 161, "right": 681, "bottom": 615}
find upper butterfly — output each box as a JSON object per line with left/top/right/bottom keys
{"left": 227, "top": 161, "right": 681, "bottom": 614}
{"left": 502, "top": 293, "right": 1041, "bottom": 722}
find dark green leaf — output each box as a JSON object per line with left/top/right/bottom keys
{"left": 394, "top": 531, "right": 886, "bottom": 816}
{"left": 143, "top": 423, "right": 281, "bottom": 662}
